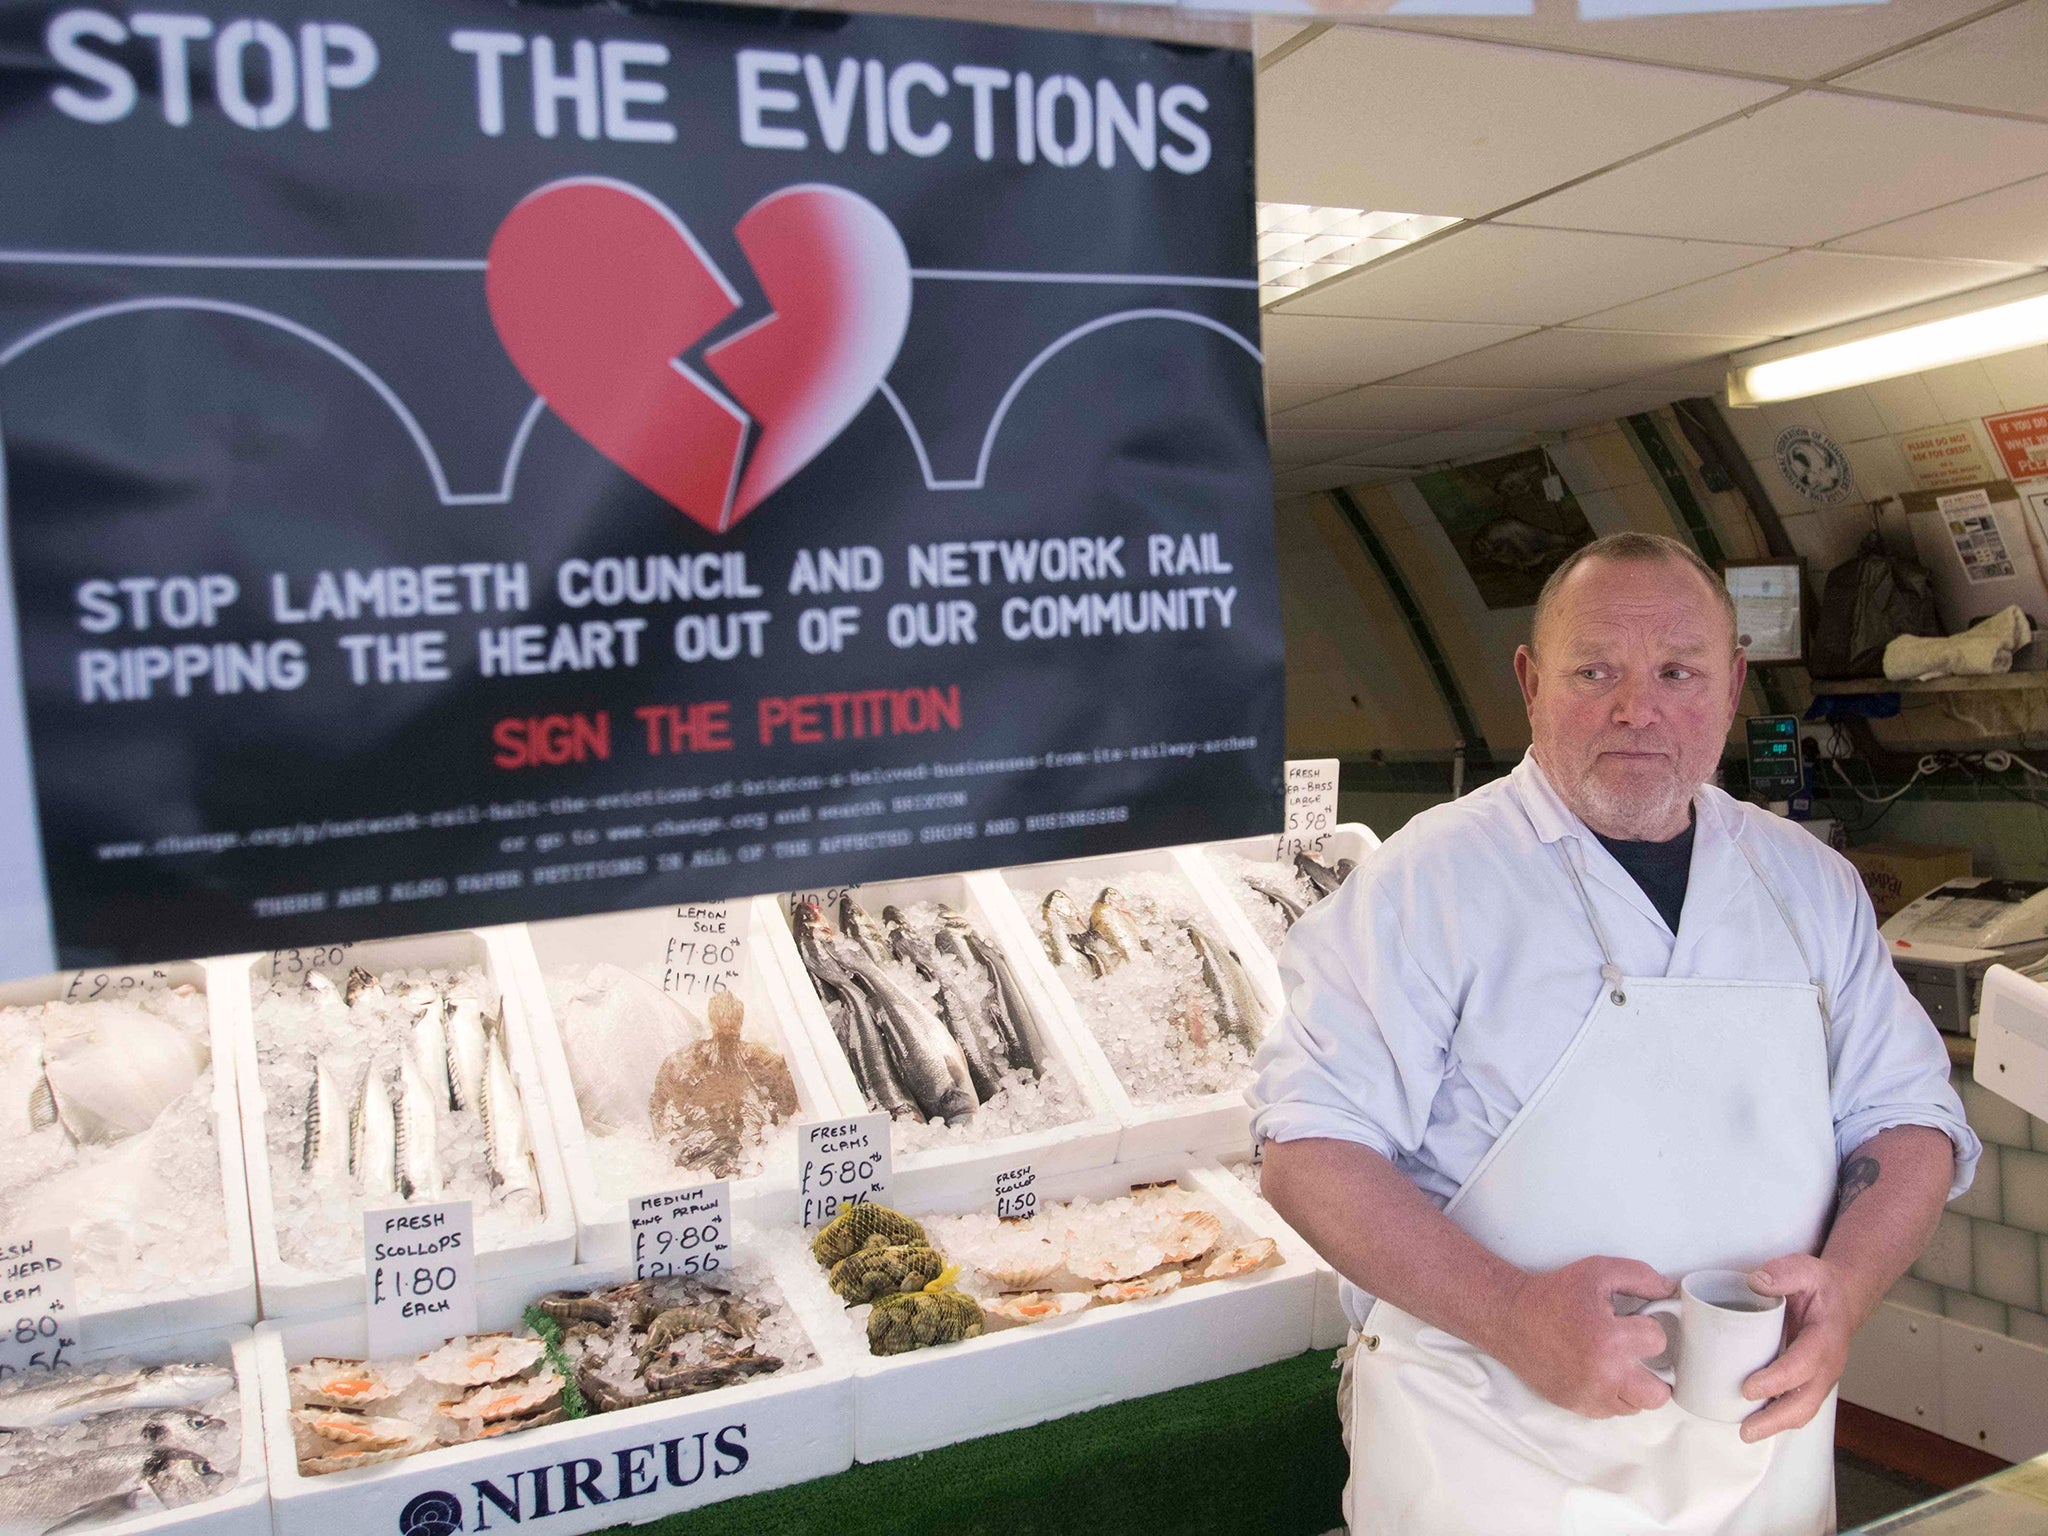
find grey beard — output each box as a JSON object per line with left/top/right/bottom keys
{"left": 1565, "top": 767, "right": 1695, "bottom": 842}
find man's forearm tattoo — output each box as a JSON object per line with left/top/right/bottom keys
{"left": 1836, "top": 1155, "right": 1881, "bottom": 1217}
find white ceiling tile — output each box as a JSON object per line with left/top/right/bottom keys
{"left": 1261, "top": 313, "right": 1534, "bottom": 387}
{"left": 1270, "top": 428, "right": 1417, "bottom": 466}
{"left": 1273, "top": 225, "right": 1781, "bottom": 326}
{"left": 1828, "top": 174, "right": 2048, "bottom": 267}
{"left": 1395, "top": 326, "right": 1768, "bottom": 390}
{"left": 1267, "top": 382, "right": 1352, "bottom": 413}
{"left": 1256, "top": 27, "right": 1778, "bottom": 217}
{"left": 1502, "top": 92, "right": 2048, "bottom": 247}
{"left": 1468, "top": 383, "right": 1693, "bottom": 434}
{"left": 1859, "top": 375, "right": 1944, "bottom": 436}
{"left": 1276, "top": 383, "right": 1577, "bottom": 432}
{"left": 1808, "top": 384, "right": 1891, "bottom": 443}
{"left": 1343, "top": 428, "right": 1537, "bottom": 468}
{"left": 1575, "top": 249, "right": 2033, "bottom": 337}
{"left": 1981, "top": 346, "right": 2048, "bottom": 412}
{"left": 1922, "top": 359, "right": 2008, "bottom": 421}
{"left": 1835, "top": 2, "right": 2048, "bottom": 118}
{"left": 1349, "top": 0, "right": 1998, "bottom": 81}
{"left": 1273, "top": 463, "right": 1399, "bottom": 494}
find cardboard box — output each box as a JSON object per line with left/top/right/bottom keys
{"left": 1845, "top": 842, "right": 1974, "bottom": 922}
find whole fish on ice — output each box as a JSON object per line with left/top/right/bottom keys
{"left": 557, "top": 963, "right": 697, "bottom": 1135}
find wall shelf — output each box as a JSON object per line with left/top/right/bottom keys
{"left": 1812, "top": 674, "right": 2048, "bottom": 697}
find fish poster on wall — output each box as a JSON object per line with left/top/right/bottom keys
{"left": 1414, "top": 448, "right": 1595, "bottom": 610}
{"left": 0, "top": 1, "right": 1279, "bottom": 975}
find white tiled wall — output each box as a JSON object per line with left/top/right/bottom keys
{"left": 1902, "top": 1076, "right": 2048, "bottom": 1337}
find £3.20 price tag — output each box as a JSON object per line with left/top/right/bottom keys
{"left": 1278, "top": 758, "right": 1339, "bottom": 861}
{"left": 364, "top": 1200, "right": 477, "bottom": 1358}
{"left": 0, "top": 1229, "right": 76, "bottom": 1380}
{"left": 798, "top": 1114, "right": 892, "bottom": 1228}
{"left": 632, "top": 1181, "right": 731, "bottom": 1279}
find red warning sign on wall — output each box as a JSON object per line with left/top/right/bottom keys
{"left": 1985, "top": 406, "right": 2048, "bottom": 482}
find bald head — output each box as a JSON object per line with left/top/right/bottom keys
{"left": 1529, "top": 532, "right": 1738, "bottom": 658}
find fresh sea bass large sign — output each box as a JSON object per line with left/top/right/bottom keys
{"left": 0, "top": 1, "right": 1279, "bottom": 975}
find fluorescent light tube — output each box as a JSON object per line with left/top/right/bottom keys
{"left": 1727, "top": 275, "right": 2048, "bottom": 406}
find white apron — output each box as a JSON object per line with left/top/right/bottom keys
{"left": 1346, "top": 837, "right": 1841, "bottom": 1536}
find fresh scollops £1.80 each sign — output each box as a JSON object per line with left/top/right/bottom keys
{"left": 0, "top": 2, "right": 1280, "bottom": 978}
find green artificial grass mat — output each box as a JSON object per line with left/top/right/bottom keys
{"left": 613, "top": 1347, "right": 1346, "bottom": 1536}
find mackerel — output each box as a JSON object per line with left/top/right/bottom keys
{"left": 301, "top": 1059, "right": 349, "bottom": 1181}
{"left": 395, "top": 1053, "right": 442, "bottom": 1201}
{"left": 350, "top": 1065, "right": 399, "bottom": 1199}
{"left": 480, "top": 1033, "right": 540, "bottom": 1217}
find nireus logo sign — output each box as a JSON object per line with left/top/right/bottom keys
{"left": 487, "top": 179, "right": 911, "bottom": 536}
{"left": 397, "top": 1422, "right": 751, "bottom": 1531}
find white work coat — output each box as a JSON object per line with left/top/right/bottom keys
{"left": 1249, "top": 752, "right": 1979, "bottom": 1329}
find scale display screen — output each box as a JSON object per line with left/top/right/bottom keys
{"left": 1746, "top": 715, "right": 1803, "bottom": 798}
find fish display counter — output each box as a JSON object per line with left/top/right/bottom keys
{"left": 1198, "top": 824, "right": 1377, "bottom": 964}
{"left": 985, "top": 846, "right": 1283, "bottom": 1162}
{"left": 501, "top": 899, "right": 842, "bottom": 1265}
{"left": 765, "top": 875, "right": 1123, "bottom": 1210}
{"left": 254, "top": 1244, "right": 857, "bottom": 1536}
{"left": 0, "top": 1324, "right": 269, "bottom": 1536}
{"left": 0, "top": 962, "right": 257, "bottom": 1347}
{"left": 226, "top": 931, "right": 577, "bottom": 1318}
{"left": 775, "top": 1156, "right": 1316, "bottom": 1462}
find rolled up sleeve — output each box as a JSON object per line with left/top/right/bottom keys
{"left": 1822, "top": 858, "right": 1982, "bottom": 1200}
{"left": 1248, "top": 869, "right": 1459, "bottom": 1167}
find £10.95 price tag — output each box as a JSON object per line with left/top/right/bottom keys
{"left": 364, "top": 1200, "right": 477, "bottom": 1358}
{"left": 1278, "top": 757, "right": 1339, "bottom": 861}
{"left": 0, "top": 1229, "right": 76, "bottom": 1380}
{"left": 994, "top": 1165, "right": 1037, "bottom": 1222}
{"left": 798, "top": 1114, "right": 892, "bottom": 1229}
{"left": 632, "top": 1181, "right": 731, "bottom": 1279}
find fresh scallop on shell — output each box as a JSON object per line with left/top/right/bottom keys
{"left": 982, "top": 1291, "right": 1092, "bottom": 1326}
{"left": 973, "top": 1233, "right": 1065, "bottom": 1292}
{"left": 304, "top": 1442, "right": 429, "bottom": 1476}
{"left": 292, "top": 1409, "right": 419, "bottom": 1449}
{"left": 1095, "top": 1270, "right": 1182, "bottom": 1304}
{"left": 1195, "top": 1238, "right": 1280, "bottom": 1282}
{"left": 416, "top": 1334, "right": 544, "bottom": 1387}
{"left": 1066, "top": 1241, "right": 1167, "bottom": 1285}
{"left": 1153, "top": 1209, "right": 1224, "bottom": 1265}
{"left": 290, "top": 1358, "right": 397, "bottom": 1410}
{"left": 441, "top": 1370, "right": 564, "bottom": 1424}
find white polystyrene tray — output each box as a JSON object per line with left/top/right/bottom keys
{"left": 978, "top": 845, "right": 1283, "bottom": 1163}
{"left": 227, "top": 930, "right": 576, "bottom": 1318}
{"left": 0, "top": 961, "right": 258, "bottom": 1347}
{"left": 256, "top": 1247, "right": 855, "bottom": 1536}
{"left": 1195, "top": 822, "right": 1380, "bottom": 974}
{"left": 1204, "top": 1152, "right": 1349, "bottom": 1352}
{"left": 759, "top": 873, "right": 1123, "bottom": 1214}
{"left": 779, "top": 1156, "right": 1315, "bottom": 1461}
{"left": 500, "top": 898, "right": 842, "bottom": 1265}
{"left": 3, "top": 1324, "right": 271, "bottom": 1536}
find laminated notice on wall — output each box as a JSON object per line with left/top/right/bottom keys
{"left": 1939, "top": 490, "right": 2017, "bottom": 583}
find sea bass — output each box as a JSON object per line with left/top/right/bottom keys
{"left": 480, "top": 1034, "right": 540, "bottom": 1217}
{"left": 1182, "top": 921, "right": 1267, "bottom": 1052}
{"left": 0, "top": 1363, "right": 231, "bottom": 1430}
{"left": 0, "top": 1446, "right": 223, "bottom": 1535}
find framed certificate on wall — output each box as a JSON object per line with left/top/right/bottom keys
{"left": 1723, "top": 560, "right": 1804, "bottom": 666}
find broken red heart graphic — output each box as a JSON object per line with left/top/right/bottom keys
{"left": 486, "top": 178, "right": 911, "bottom": 534}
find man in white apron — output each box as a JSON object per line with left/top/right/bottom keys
{"left": 1251, "top": 532, "right": 1978, "bottom": 1536}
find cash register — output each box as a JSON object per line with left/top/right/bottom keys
{"left": 1881, "top": 876, "right": 2048, "bottom": 1035}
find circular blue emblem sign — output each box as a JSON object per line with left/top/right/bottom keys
{"left": 1774, "top": 425, "right": 1856, "bottom": 506}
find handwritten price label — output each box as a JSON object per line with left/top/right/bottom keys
{"left": 364, "top": 1200, "right": 476, "bottom": 1358}
{"left": 995, "top": 1165, "right": 1037, "bottom": 1222}
{"left": 798, "top": 1114, "right": 892, "bottom": 1228}
{"left": 662, "top": 902, "right": 745, "bottom": 1001}
{"left": 1277, "top": 758, "right": 1339, "bottom": 861}
{"left": 62, "top": 968, "right": 171, "bottom": 1001}
{"left": 0, "top": 1230, "right": 76, "bottom": 1380}
{"left": 632, "top": 1181, "right": 731, "bottom": 1279}
{"left": 269, "top": 945, "right": 352, "bottom": 985}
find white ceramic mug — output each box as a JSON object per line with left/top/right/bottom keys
{"left": 1637, "top": 1269, "right": 1786, "bottom": 1423}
